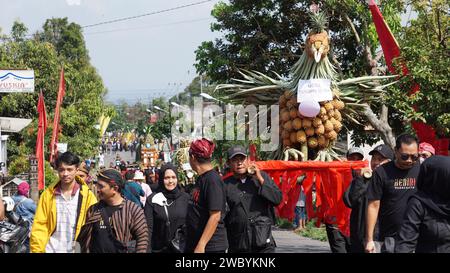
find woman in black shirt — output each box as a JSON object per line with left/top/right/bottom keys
{"left": 144, "top": 163, "right": 189, "bottom": 253}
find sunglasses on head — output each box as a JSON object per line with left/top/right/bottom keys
{"left": 399, "top": 153, "right": 419, "bottom": 161}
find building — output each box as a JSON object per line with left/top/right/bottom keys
{"left": 0, "top": 177, "right": 24, "bottom": 197}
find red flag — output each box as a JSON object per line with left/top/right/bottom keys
{"left": 36, "top": 91, "right": 48, "bottom": 190}
{"left": 49, "top": 67, "right": 66, "bottom": 163}
{"left": 369, "top": 2, "right": 447, "bottom": 155}
{"left": 249, "top": 143, "right": 257, "bottom": 161}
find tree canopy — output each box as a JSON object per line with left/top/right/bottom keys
{"left": 194, "top": 0, "right": 449, "bottom": 147}
{"left": 0, "top": 18, "right": 113, "bottom": 175}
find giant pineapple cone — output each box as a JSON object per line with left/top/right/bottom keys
{"left": 279, "top": 88, "right": 345, "bottom": 160}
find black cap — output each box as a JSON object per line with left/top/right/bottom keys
{"left": 369, "top": 144, "right": 394, "bottom": 160}
{"left": 227, "top": 146, "right": 247, "bottom": 160}
{"left": 346, "top": 147, "right": 364, "bottom": 159}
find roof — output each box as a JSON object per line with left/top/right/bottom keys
{"left": 1, "top": 177, "right": 25, "bottom": 188}
{"left": 0, "top": 117, "right": 32, "bottom": 133}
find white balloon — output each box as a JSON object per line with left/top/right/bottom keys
{"left": 298, "top": 100, "right": 321, "bottom": 117}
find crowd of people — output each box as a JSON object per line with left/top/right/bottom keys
{"left": 338, "top": 134, "right": 450, "bottom": 253}
{"left": 1, "top": 133, "right": 449, "bottom": 254}
{"left": 1, "top": 138, "right": 282, "bottom": 253}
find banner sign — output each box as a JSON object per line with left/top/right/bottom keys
{"left": 0, "top": 70, "right": 34, "bottom": 93}
{"left": 297, "top": 79, "right": 332, "bottom": 102}
{"left": 56, "top": 143, "right": 68, "bottom": 153}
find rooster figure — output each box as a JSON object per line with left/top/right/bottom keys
{"left": 216, "top": 7, "right": 396, "bottom": 161}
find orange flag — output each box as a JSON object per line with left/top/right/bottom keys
{"left": 49, "top": 67, "right": 66, "bottom": 163}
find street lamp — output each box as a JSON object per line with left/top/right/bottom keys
{"left": 200, "top": 92, "right": 221, "bottom": 103}
{"left": 171, "top": 102, "right": 182, "bottom": 108}
{"left": 146, "top": 109, "right": 153, "bottom": 113}
{"left": 153, "top": 106, "right": 168, "bottom": 113}
{"left": 171, "top": 101, "right": 189, "bottom": 110}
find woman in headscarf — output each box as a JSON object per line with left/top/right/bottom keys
{"left": 144, "top": 163, "right": 189, "bottom": 253}
{"left": 395, "top": 156, "right": 450, "bottom": 253}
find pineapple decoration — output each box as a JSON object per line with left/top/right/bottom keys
{"left": 277, "top": 8, "right": 345, "bottom": 160}
{"left": 215, "top": 5, "right": 397, "bottom": 162}
{"left": 173, "top": 138, "right": 192, "bottom": 176}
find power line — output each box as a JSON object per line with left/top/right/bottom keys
{"left": 82, "top": 0, "right": 212, "bottom": 29}
{"left": 83, "top": 17, "right": 211, "bottom": 36}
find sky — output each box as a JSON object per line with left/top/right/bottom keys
{"left": 0, "top": 0, "right": 220, "bottom": 104}
{"left": 0, "top": 1, "right": 416, "bottom": 105}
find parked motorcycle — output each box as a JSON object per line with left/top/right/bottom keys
{"left": 0, "top": 197, "right": 30, "bottom": 253}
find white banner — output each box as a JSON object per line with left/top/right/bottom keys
{"left": 56, "top": 143, "right": 68, "bottom": 153}
{"left": 0, "top": 70, "right": 35, "bottom": 93}
{"left": 297, "top": 79, "right": 332, "bottom": 102}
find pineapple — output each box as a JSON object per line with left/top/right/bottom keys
{"left": 296, "top": 130, "right": 307, "bottom": 143}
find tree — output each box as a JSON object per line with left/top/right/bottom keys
{"left": 0, "top": 18, "right": 112, "bottom": 175}
{"left": 35, "top": 18, "right": 89, "bottom": 67}
{"left": 11, "top": 20, "right": 28, "bottom": 42}
{"left": 195, "top": 0, "right": 411, "bottom": 148}
{"left": 390, "top": 0, "right": 449, "bottom": 137}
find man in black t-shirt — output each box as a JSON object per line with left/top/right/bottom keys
{"left": 365, "top": 134, "right": 420, "bottom": 253}
{"left": 185, "top": 138, "right": 228, "bottom": 253}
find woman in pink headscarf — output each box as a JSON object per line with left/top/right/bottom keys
{"left": 12, "top": 181, "right": 36, "bottom": 252}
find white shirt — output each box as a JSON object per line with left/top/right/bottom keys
{"left": 296, "top": 186, "right": 306, "bottom": 207}
{"left": 139, "top": 182, "right": 152, "bottom": 206}
{"left": 45, "top": 189, "right": 80, "bottom": 253}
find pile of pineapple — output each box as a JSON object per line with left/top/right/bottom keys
{"left": 173, "top": 139, "right": 191, "bottom": 167}
{"left": 279, "top": 90, "right": 344, "bottom": 150}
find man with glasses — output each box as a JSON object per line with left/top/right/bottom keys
{"left": 224, "top": 145, "right": 282, "bottom": 253}
{"left": 365, "top": 134, "right": 420, "bottom": 253}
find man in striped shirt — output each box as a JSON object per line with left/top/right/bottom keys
{"left": 77, "top": 169, "right": 149, "bottom": 253}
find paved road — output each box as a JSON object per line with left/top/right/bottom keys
{"left": 273, "top": 227, "right": 330, "bottom": 253}
{"left": 104, "top": 150, "right": 136, "bottom": 168}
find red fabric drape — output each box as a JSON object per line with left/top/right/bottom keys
{"left": 36, "top": 91, "right": 48, "bottom": 190}
{"left": 249, "top": 143, "right": 257, "bottom": 161}
{"left": 256, "top": 160, "right": 367, "bottom": 235}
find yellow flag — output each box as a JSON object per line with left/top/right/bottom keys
{"left": 99, "top": 116, "right": 111, "bottom": 136}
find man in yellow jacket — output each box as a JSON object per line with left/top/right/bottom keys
{"left": 30, "top": 152, "right": 97, "bottom": 253}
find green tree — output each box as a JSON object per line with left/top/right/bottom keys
{"left": 0, "top": 18, "right": 111, "bottom": 175}
{"left": 11, "top": 20, "right": 28, "bottom": 42}
{"left": 195, "top": 0, "right": 412, "bottom": 148}
{"left": 390, "top": 0, "right": 449, "bottom": 137}
{"left": 35, "top": 18, "right": 89, "bottom": 67}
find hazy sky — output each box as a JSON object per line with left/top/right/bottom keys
{"left": 0, "top": 1, "right": 415, "bottom": 104}
{"left": 0, "top": 0, "right": 220, "bottom": 103}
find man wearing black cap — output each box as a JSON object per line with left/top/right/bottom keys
{"left": 346, "top": 147, "right": 365, "bottom": 161}
{"left": 324, "top": 147, "right": 366, "bottom": 253}
{"left": 343, "top": 144, "right": 394, "bottom": 253}
{"left": 77, "top": 169, "right": 149, "bottom": 253}
{"left": 224, "top": 145, "right": 282, "bottom": 253}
